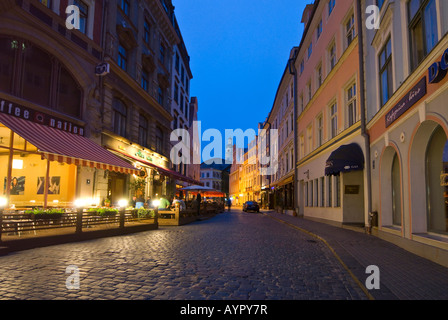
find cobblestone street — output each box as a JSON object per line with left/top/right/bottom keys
{"left": 0, "top": 210, "right": 367, "bottom": 300}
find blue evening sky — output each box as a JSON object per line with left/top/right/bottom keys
{"left": 174, "top": 1, "right": 307, "bottom": 161}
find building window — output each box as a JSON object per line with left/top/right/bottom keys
{"left": 328, "top": 175, "right": 332, "bottom": 207}
{"left": 112, "top": 99, "right": 127, "bottom": 138}
{"left": 23, "top": 43, "right": 52, "bottom": 108}
{"left": 300, "top": 59, "right": 304, "bottom": 74}
{"left": 307, "top": 81, "right": 312, "bottom": 102}
{"left": 347, "top": 83, "right": 357, "bottom": 127}
{"left": 1, "top": 37, "right": 82, "bottom": 118}
{"left": 138, "top": 115, "right": 148, "bottom": 147}
{"left": 346, "top": 14, "right": 355, "bottom": 47}
{"left": 57, "top": 67, "right": 82, "bottom": 118}
{"left": 317, "top": 64, "right": 322, "bottom": 87}
{"left": 159, "top": 44, "right": 166, "bottom": 66}
{"left": 379, "top": 38, "right": 392, "bottom": 106}
{"left": 309, "top": 180, "right": 314, "bottom": 207}
{"left": 175, "top": 53, "right": 180, "bottom": 73}
{"left": 155, "top": 126, "right": 164, "bottom": 154}
{"left": 173, "top": 111, "right": 178, "bottom": 130}
{"left": 120, "top": 0, "right": 130, "bottom": 16}
{"left": 305, "top": 181, "right": 309, "bottom": 207}
{"left": 391, "top": 153, "right": 402, "bottom": 226}
{"left": 335, "top": 174, "right": 341, "bottom": 207}
{"left": 300, "top": 94, "right": 304, "bottom": 112}
{"left": 74, "top": 0, "right": 88, "bottom": 35}
{"left": 181, "top": 65, "right": 185, "bottom": 85}
{"left": 308, "top": 42, "right": 313, "bottom": 59}
{"left": 144, "top": 20, "right": 151, "bottom": 44}
{"left": 157, "top": 87, "right": 164, "bottom": 106}
{"left": 329, "top": 43, "right": 336, "bottom": 71}
{"left": 118, "top": 44, "right": 127, "bottom": 71}
{"left": 299, "top": 135, "right": 305, "bottom": 159}
{"left": 408, "top": 0, "right": 438, "bottom": 71}
{"left": 141, "top": 70, "right": 149, "bottom": 91}
{"left": 174, "top": 82, "right": 179, "bottom": 104}
{"left": 290, "top": 113, "right": 294, "bottom": 133}
{"left": 329, "top": 0, "right": 336, "bottom": 16}
{"left": 330, "top": 102, "right": 338, "bottom": 138}
{"left": 320, "top": 177, "right": 325, "bottom": 207}
{"left": 317, "top": 20, "right": 323, "bottom": 40}
{"left": 314, "top": 178, "right": 319, "bottom": 207}
{"left": 39, "top": 0, "right": 51, "bottom": 8}
{"left": 317, "top": 115, "right": 323, "bottom": 147}
{"left": 307, "top": 125, "right": 313, "bottom": 154}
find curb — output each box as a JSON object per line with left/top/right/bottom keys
{"left": 265, "top": 213, "right": 375, "bottom": 300}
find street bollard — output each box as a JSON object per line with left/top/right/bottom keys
{"left": 76, "top": 207, "right": 83, "bottom": 234}
{"left": 119, "top": 207, "right": 125, "bottom": 228}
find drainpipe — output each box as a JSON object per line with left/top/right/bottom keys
{"left": 356, "top": 0, "right": 373, "bottom": 230}
{"left": 288, "top": 52, "right": 300, "bottom": 217}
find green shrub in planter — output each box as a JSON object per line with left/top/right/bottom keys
{"left": 25, "top": 208, "right": 64, "bottom": 220}
{"left": 137, "top": 208, "right": 155, "bottom": 218}
{"left": 96, "top": 208, "right": 118, "bottom": 217}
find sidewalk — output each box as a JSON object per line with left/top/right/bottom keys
{"left": 263, "top": 210, "right": 448, "bottom": 300}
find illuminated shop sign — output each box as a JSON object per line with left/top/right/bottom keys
{"left": 385, "top": 77, "right": 427, "bottom": 128}
{"left": 428, "top": 47, "right": 448, "bottom": 84}
{"left": 0, "top": 99, "right": 84, "bottom": 136}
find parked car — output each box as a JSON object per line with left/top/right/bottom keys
{"left": 243, "top": 201, "right": 260, "bottom": 213}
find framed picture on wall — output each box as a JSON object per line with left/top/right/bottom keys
{"left": 37, "top": 176, "right": 61, "bottom": 195}
{"left": 4, "top": 176, "right": 25, "bottom": 195}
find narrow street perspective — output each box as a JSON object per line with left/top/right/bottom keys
{"left": 0, "top": 0, "right": 448, "bottom": 306}
{"left": 0, "top": 210, "right": 367, "bottom": 300}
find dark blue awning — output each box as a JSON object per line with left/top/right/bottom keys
{"left": 325, "top": 143, "right": 364, "bottom": 176}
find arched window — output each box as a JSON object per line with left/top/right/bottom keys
{"left": 426, "top": 126, "right": 447, "bottom": 234}
{"left": 0, "top": 36, "right": 82, "bottom": 119}
{"left": 391, "top": 153, "right": 402, "bottom": 226}
{"left": 0, "top": 37, "right": 15, "bottom": 94}
{"left": 57, "top": 66, "right": 81, "bottom": 118}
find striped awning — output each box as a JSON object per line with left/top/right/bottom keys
{"left": 0, "top": 113, "right": 139, "bottom": 175}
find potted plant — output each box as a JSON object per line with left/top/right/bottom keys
{"left": 103, "top": 198, "right": 111, "bottom": 207}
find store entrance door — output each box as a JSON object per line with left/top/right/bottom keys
{"left": 108, "top": 172, "right": 127, "bottom": 206}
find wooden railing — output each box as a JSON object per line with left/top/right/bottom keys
{"left": 0, "top": 208, "right": 157, "bottom": 241}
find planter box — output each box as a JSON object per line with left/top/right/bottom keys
{"left": 33, "top": 213, "right": 63, "bottom": 220}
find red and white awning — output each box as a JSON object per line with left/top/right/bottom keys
{"left": 0, "top": 113, "right": 139, "bottom": 175}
